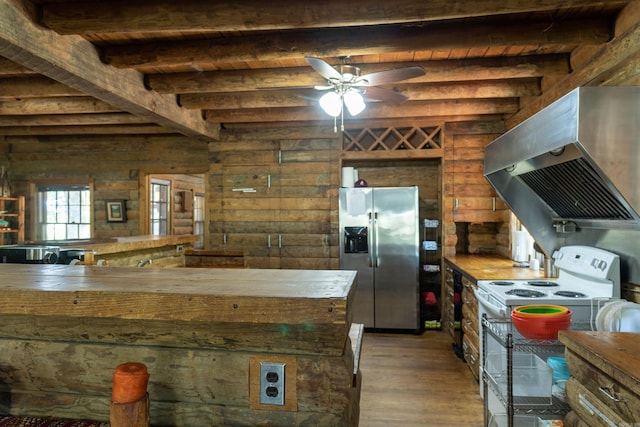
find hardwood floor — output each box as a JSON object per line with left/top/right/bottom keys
{"left": 358, "top": 330, "right": 484, "bottom": 427}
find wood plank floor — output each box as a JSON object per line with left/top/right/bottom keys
{"left": 358, "top": 330, "right": 484, "bottom": 427}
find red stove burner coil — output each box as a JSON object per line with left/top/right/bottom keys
{"left": 505, "top": 289, "right": 546, "bottom": 298}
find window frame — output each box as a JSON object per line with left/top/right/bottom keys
{"left": 149, "top": 177, "right": 171, "bottom": 235}
{"left": 32, "top": 180, "right": 93, "bottom": 241}
{"left": 193, "top": 192, "right": 205, "bottom": 249}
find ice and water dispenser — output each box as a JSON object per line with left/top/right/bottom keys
{"left": 344, "top": 226, "right": 368, "bottom": 253}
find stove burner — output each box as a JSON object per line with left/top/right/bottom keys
{"left": 554, "top": 290, "right": 587, "bottom": 298}
{"left": 526, "top": 280, "right": 559, "bottom": 287}
{"left": 489, "top": 281, "right": 515, "bottom": 286}
{"left": 505, "top": 289, "right": 546, "bottom": 298}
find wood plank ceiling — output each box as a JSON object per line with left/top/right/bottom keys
{"left": 0, "top": 0, "right": 637, "bottom": 142}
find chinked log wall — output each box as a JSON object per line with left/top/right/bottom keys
{"left": 210, "top": 124, "right": 458, "bottom": 270}
{"left": 1, "top": 121, "right": 510, "bottom": 268}
{"left": 3, "top": 134, "right": 210, "bottom": 240}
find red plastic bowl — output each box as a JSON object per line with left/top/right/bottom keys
{"left": 511, "top": 309, "right": 572, "bottom": 339}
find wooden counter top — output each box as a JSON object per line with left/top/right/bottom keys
{"left": 23, "top": 234, "right": 198, "bottom": 255}
{"left": 445, "top": 254, "right": 548, "bottom": 281}
{"left": 0, "top": 264, "right": 356, "bottom": 325}
{"left": 74, "top": 234, "right": 198, "bottom": 255}
{"left": 559, "top": 331, "right": 640, "bottom": 394}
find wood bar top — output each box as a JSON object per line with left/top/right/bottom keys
{"left": 445, "top": 254, "right": 548, "bottom": 281}
{"left": 73, "top": 234, "right": 198, "bottom": 255}
{"left": 559, "top": 331, "right": 640, "bottom": 392}
{"left": 0, "top": 264, "right": 356, "bottom": 325}
{"left": 22, "top": 234, "right": 198, "bottom": 255}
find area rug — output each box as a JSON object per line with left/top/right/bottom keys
{"left": 0, "top": 416, "right": 108, "bottom": 427}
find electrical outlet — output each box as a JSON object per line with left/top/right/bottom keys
{"left": 176, "top": 244, "right": 183, "bottom": 253}
{"left": 259, "top": 362, "right": 285, "bottom": 406}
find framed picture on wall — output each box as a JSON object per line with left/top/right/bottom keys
{"left": 106, "top": 199, "right": 127, "bottom": 223}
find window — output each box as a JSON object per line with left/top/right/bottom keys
{"left": 37, "top": 184, "right": 91, "bottom": 240}
{"left": 193, "top": 192, "right": 205, "bottom": 249}
{"left": 150, "top": 178, "right": 171, "bottom": 235}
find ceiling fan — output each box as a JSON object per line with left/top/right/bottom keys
{"left": 304, "top": 56, "right": 426, "bottom": 132}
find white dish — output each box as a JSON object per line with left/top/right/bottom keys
{"left": 596, "top": 300, "right": 626, "bottom": 331}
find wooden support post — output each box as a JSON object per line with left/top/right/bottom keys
{"left": 110, "top": 393, "right": 150, "bottom": 427}
{"left": 110, "top": 362, "right": 150, "bottom": 427}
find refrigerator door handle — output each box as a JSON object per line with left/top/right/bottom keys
{"left": 374, "top": 211, "right": 380, "bottom": 267}
{"left": 368, "top": 212, "right": 374, "bottom": 267}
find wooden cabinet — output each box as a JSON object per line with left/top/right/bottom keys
{"left": 0, "top": 196, "right": 24, "bottom": 245}
{"left": 445, "top": 132, "right": 509, "bottom": 224}
{"left": 442, "top": 263, "right": 457, "bottom": 340}
{"left": 559, "top": 331, "right": 640, "bottom": 427}
{"left": 461, "top": 275, "right": 480, "bottom": 380}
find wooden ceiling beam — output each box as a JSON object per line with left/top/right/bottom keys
{"left": 102, "top": 17, "right": 611, "bottom": 70}
{"left": 507, "top": 18, "right": 640, "bottom": 128}
{"left": 0, "top": 124, "right": 175, "bottom": 135}
{"left": 0, "top": 76, "right": 82, "bottom": 99}
{"left": 148, "top": 54, "right": 569, "bottom": 94}
{"left": 0, "top": 97, "right": 119, "bottom": 115}
{"left": 181, "top": 79, "right": 541, "bottom": 110}
{"left": 41, "top": 0, "right": 628, "bottom": 34}
{"left": 0, "top": 0, "right": 219, "bottom": 141}
{"left": 0, "top": 57, "right": 38, "bottom": 76}
{"left": 205, "top": 98, "right": 519, "bottom": 123}
{"left": 0, "top": 113, "right": 149, "bottom": 126}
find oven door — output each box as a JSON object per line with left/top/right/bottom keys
{"left": 474, "top": 287, "right": 510, "bottom": 399}
{"left": 475, "top": 288, "right": 509, "bottom": 318}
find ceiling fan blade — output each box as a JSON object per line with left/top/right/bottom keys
{"left": 305, "top": 56, "right": 342, "bottom": 81}
{"left": 364, "top": 86, "right": 409, "bottom": 104}
{"left": 359, "top": 66, "right": 425, "bottom": 86}
{"left": 314, "top": 85, "right": 334, "bottom": 91}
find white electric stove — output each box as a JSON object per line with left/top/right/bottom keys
{"left": 476, "top": 245, "right": 621, "bottom": 322}
{"left": 474, "top": 245, "right": 621, "bottom": 399}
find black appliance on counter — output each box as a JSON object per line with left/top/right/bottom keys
{"left": 0, "top": 245, "right": 60, "bottom": 264}
{"left": 0, "top": 246, "right": 93, "bottom": 264}
{"left": 57, "top": 248, "right": 94, "bottom": 264}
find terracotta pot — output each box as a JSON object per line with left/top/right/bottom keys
{"left": 112, "top": 362, "right": 150, "bottom": 404}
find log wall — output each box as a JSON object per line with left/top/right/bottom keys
{"left": 209, "top": 126, "right": 443, "bottom": 270}
{"left": 3, "top": 134, "right": 209, "bottom": 240}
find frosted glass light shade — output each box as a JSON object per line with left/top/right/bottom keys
{"left": 319, "top": 91, "right": 342, "bottom": 117}
{"left": 344, "top": 90, "right": 366, "bottom": 116}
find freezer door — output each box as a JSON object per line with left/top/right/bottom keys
{"left": 372, "top": 187, "right": 420, "bottom": 329}
{"left": 339, "top": 188, "right": 374, "bottom": 327}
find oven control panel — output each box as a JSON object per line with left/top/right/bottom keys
{"left": 553, "top": 245, "right": 620, "bottom": 281}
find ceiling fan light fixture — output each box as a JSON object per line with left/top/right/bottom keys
{"left": 344, "top": 90, "right": 366, "bottom": 116}
{"left": 319, "top": 91, "right": 342, "bottom": 117}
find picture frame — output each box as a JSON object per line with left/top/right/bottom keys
{"left": 106, "top": 199, "right": 127, "bottom": 223}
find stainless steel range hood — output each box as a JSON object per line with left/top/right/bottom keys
{"left": 485, "top": 87, "right": 640, "bottom": 256}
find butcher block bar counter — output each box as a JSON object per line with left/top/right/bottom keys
{"left": 0, "top": 264, "right": 361, "bottom": 426}
{"left": 444, "top": 254, "right": 547, "bottom": 281}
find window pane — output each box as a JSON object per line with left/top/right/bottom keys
{"left": 37, "top": 185, "right": 91, "bottom": 241}
{"left": 66, "top": 224, "right": 79, "bottom": 239}
{"left": 79, "top": 224, "right": 91, "bottom": 237}
{"left": 150, "top": 179, "right": 170, "bottom": 235}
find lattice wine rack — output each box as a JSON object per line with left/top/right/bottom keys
{"left": 341, "top": 125, "right": 443, "bottom": 158}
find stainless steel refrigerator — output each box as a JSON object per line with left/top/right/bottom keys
{"left": 339, "top": 186, "right": 420, "bottom": 330}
